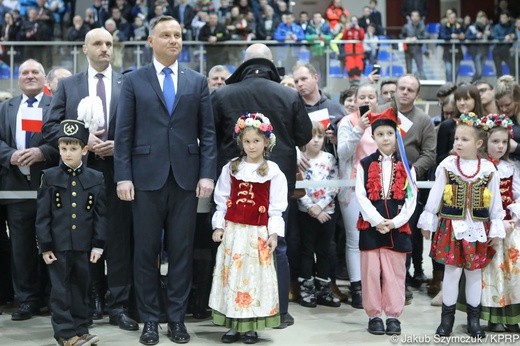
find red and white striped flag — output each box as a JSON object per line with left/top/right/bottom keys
{"left": 308, "top": 108, "right": 330, "bottom": 130}
{"left": 21, "top": 107, "right": 43, "bottom": 132}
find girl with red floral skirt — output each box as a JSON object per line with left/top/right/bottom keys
{"left": 355, "top": 108, "right": 417, "bottom": 336}
{"left": 418, "top": 114, "right": 506, "bottom": 338}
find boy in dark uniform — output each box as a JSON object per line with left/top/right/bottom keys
{"left": 36, "top": 119, "right": 107, "bottom": 346}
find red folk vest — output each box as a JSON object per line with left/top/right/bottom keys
{"left": 225, "top": 176, "right": 270, "bottom": 226}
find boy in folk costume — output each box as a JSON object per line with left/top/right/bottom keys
{"left": 355, "top": 107, "right": 417, "bottom": 336}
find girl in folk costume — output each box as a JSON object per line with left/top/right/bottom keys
{"left": 209, "top": 113, "right": 288, "bottom": 344}
{"left": 297, "top": 121, "right": 340, "bottom": 308}
{"left": 355, "top": 107, "right": 417, "bottom": 336}
{"left": 418, "top": 113, "right": 506, "bottom": 338}
{"left": 479, "top": 114, "right": 520, "bottom": 333}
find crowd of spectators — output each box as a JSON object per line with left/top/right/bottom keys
{"left": 0, "top": 1, "right": 519, "bottom": 80}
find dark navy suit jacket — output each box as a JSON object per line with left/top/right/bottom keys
{"left": 114, "top": 63, "right": 216, "bottom": 191}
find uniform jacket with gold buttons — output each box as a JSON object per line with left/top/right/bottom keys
{"left": 35, "top": 163, "right": 106, "bottom": 253}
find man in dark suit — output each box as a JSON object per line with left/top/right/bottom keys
{"left": 0, "top": 59, "right": 59, "bottom": 320}
{"left": 42, "top": 28, "right": 137, "bottom": 331}
{"left": 114, "top": 15, "right": 216, "bottom": 345}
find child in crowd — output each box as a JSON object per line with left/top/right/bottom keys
{"left": 297, "top": 121, "right": 340, "bottom": 308}
{"left": 209, "top": 113, "right": 288, "bottom": 344}
{"left": 479, "top": 115, "right": 520, "bottom": 332}
{"left": 36, "top": 120, "right": 107, "bottom": 346}
{"left": 418, "top": 113, "right": 506, "bottom": 338}
{"left": 355, "top": 108, "right": 417, "bottom": 335}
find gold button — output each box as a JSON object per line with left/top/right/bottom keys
{"left": 89, "top": 196, "right": 93, "bottom": 199}
{"left": 72, "top": 181, "right": 77, "bottom": 186}
{"left": 72, "top": 214, "right": 76, "bottom": 219}
{"left": 72, "top": 203, "right": 76, "bottom": 208}
{"left": 72, "top": 172, "right": 76, "bottom": 176}
{"left": 57, "top": 204, "right": 61, "bottom": 207}
{"left": 72, "top": 192, "right": 77, "bottom": 197}
{"left": 89, "top": 201, "right": 93, "bottom": 204}
{"left": 56, "top": 192, "right": 60, "bottom": 196}
{"left": 72, "top": 225, "right": 76, "bottom": 230}
{"left": 56, "top": 198, "right": 60, "bottom": 202}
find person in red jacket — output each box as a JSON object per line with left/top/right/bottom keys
{"left": 325, "top": 0, "right": 350, "bottom": 31}
{"left": 341, "top": 16, "right": 365, "bottom": 83}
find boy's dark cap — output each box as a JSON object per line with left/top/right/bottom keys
{"left": 58, "top": 119, "right": 89, "bottom": 145}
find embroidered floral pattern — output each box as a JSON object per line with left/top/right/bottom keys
{"left": 209, "top": 222, "right": 279, "bottom": 320}
{"left": 235, "top": 291, "right": 253, "bottom": 309}
{"left": 443, "top": 185, "right": 453, "bottom": 205}
{"left": 482, "top": 188, "right": 492, "bottom": 208}
{"left": 258, "top": 237, "right": 271, "bottom": 265}
{"left": 232, "top": 253, "right": 243, "bottom": 269}
{"left": 430, "top": 219, "right": 495, "bottom": 270}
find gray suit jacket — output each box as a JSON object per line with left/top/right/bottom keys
{"left": 114, "top": 63, "right": 216, "bottom": 191}
{"left": 43, "top": 70, "right": 123, "bottom": 146}
{"left": 0, "top": 94, "right": 59, "bottom": 200}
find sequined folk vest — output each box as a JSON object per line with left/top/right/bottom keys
{"left": 440, "top": 169, "right": 492, "bottom": 221}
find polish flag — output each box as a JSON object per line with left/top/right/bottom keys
{"left": 21, "top": 107, "right": 43, "bottom": 132}
{"left": 308, "top": 108, "right": 330, "bottom": 130}
{"left": 398, "top": 112, "right": 413, "bottom": 137}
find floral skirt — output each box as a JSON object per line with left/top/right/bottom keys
{"left": 431, "top": 219, "right": 495, "bottom": 270}
{"left": 480, "top": 227, "right": 520, "bottom": 324}
{"left": 208, "top": 221, "right": 280, "bottom": 332}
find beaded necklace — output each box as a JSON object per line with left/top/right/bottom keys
{"left": 456, "top": 155, "right": 481, "bottom": 179}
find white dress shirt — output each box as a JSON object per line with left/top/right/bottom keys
{"left": 88, "top": 65, "right": 112, "bottom": 133}
{"left": 16, "top": 92, "right": 43, "bottom": 176}
{"left": 152, "top": 58, "right": 178, "bottom": 94}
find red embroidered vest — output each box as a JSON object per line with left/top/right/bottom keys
{"left": 500, "top": 176, "right": 513, "bottom": 220}
{"left": 225, "top": 176, "right": 270, "bottom": 226}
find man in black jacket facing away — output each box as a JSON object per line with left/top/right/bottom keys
{"left": 212, "top": 43, "right": 312, "bottom": 329}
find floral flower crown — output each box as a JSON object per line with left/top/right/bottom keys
{"left": 234, "top": 112, "right": 276, "bottom": 151}
{"left": 479, "top": 114, "right": 514, "bottom": 137}
{"left": 458, "top": 112, "right": 483, "bottom": 128}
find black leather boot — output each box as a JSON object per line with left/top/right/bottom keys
{"left": 90, "top": 284, "right": 104, "bottom": 320}
{"left": 435, "top": 303, "right": 456, "bottom": 336}
{"left": 350, "top": 281, "right": 363, "bottom": 309}
{"left": 467, "top": 304, "right": 485, "bottom": 338}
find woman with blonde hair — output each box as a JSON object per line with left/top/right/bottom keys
{"left": 495, "top": 75, "right": 520, "bottom": 169}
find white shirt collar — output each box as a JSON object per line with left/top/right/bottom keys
{"left": 88, "top": 65, "right": 112, "bottom": 80}
{"left": 153, "top": 58, "right": 179, "bottom": 76}
{"left": 64, "top": 161, "right": 83, "bottom": 171}
{"left": 21, "top": 92, "right": 44, "bottom": 104}
{"left": 380, "top": 152, "right": 394, "bottom": 161}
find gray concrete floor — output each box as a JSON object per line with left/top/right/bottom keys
{"left": 0, "top": 240, "right": 517, "bottom": 345}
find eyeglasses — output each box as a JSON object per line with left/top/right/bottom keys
{"left": 477, "top": 87, "right": 491, "bottom": 93}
